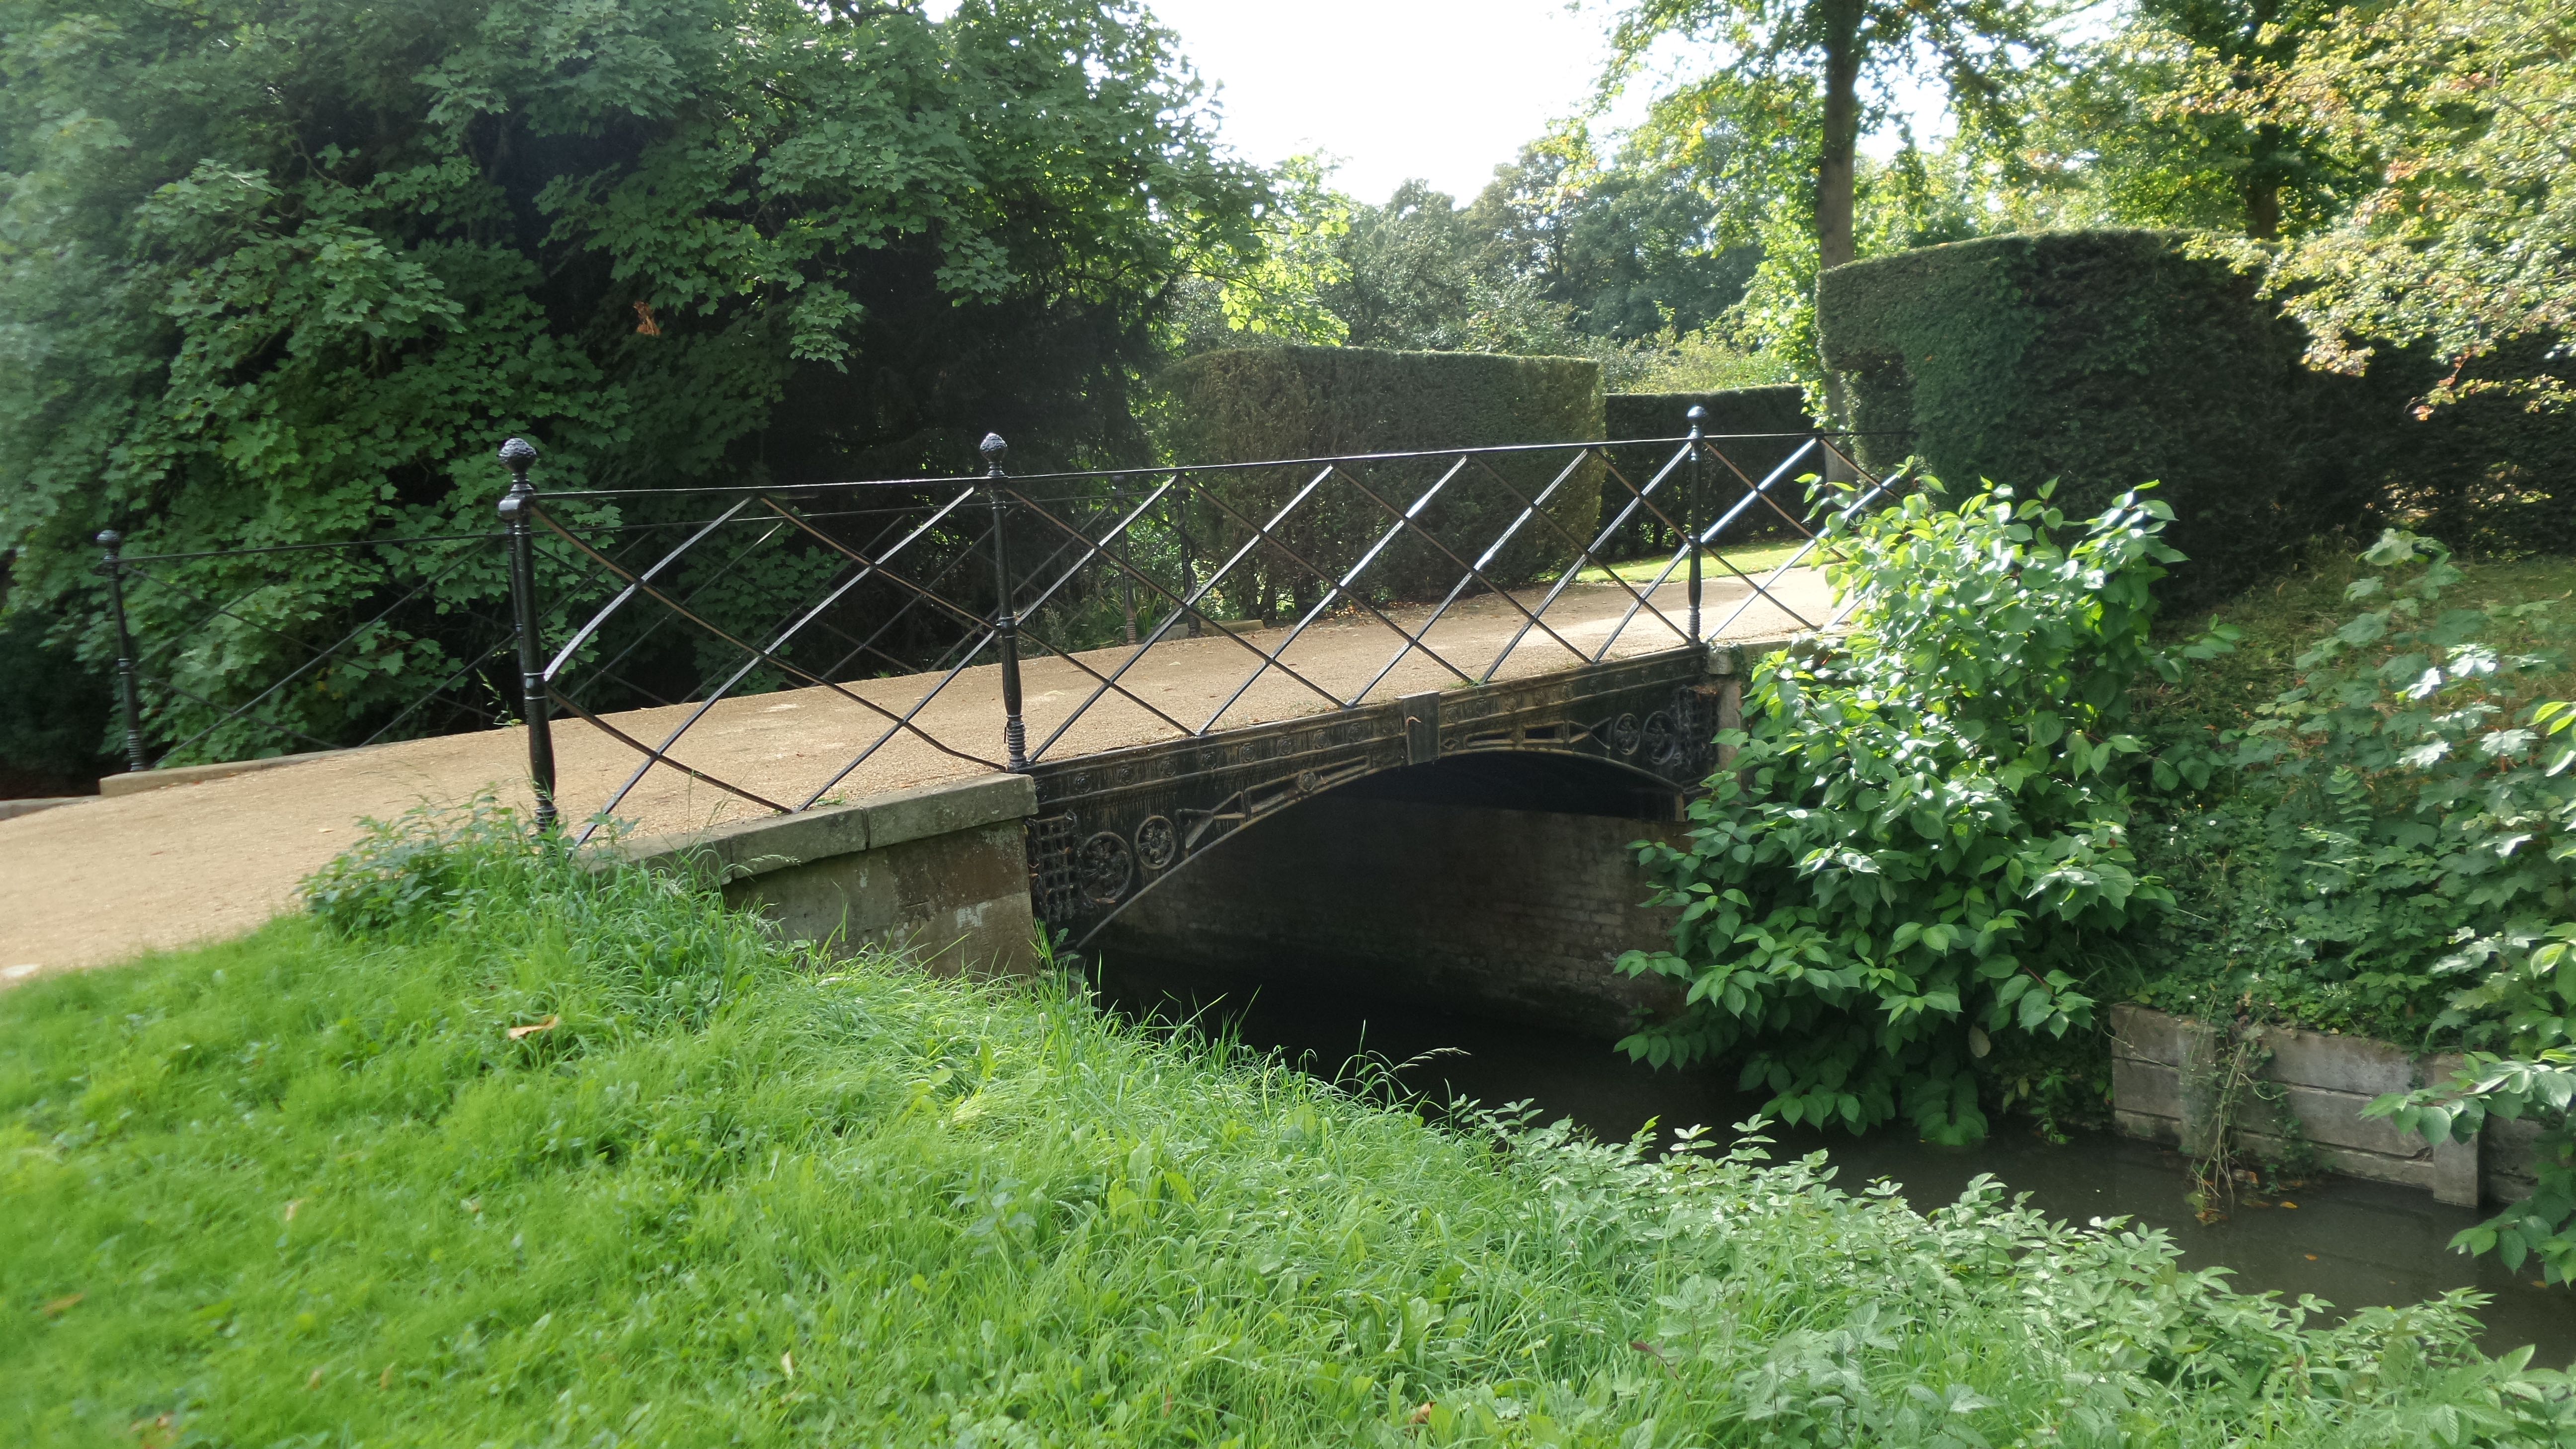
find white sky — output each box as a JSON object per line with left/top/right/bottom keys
{"left": 1143, "top": 0, "right": 1628, "bottom": 206}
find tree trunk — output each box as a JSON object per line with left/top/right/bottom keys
{"left": 1816, "top": 0, "right": 1863, "bottom": 272}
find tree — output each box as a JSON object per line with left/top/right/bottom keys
{"left": 0, "top": 0, "right": 1265, "bottom": 758}
{"left": 1605, "top": 0, "right": 2055, "bottom": 278}
{"left": 2202, "top": 0, "right": 2574, "bottom": 408}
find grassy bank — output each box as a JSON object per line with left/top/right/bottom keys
{"left": 2128, "top": 546, "right": 2576, "bottom": 1043}
{"left": 5, "top": 812, "right": 2572, "bottom": 1445}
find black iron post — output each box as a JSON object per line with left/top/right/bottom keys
{"left": 96, "top": 530, "right": 149, "bottom": 773}
{"left": 496, "top": 437, "right": 558, "bottom": 832}
{"left": 1177, "top": 483, "right": 1199, "bottom": 638}
{"left": 982, "top": 433, "right": 1029, "bottom": 771}
{"left": 1115, "top": 481, "right": 1138, "bottom": 645}
{"left": 1686, "top": 404, "right": 1706, "bottom": 643}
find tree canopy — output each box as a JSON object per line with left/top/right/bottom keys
{"left": 0, "top": 0, "right": 1266, "bottom": 585}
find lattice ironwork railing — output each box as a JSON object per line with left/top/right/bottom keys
{"left": 480, "top": 414, "right": 1904, "bottom": 839}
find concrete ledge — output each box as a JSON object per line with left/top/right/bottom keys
{"left": 100, "top": 748, "right": 361, "bottom": 797}
{"left": 618, "top": 773, "right": 1036, "bottom": 882}
{"left": 611, "top": 772, "right": 1041, "bottom": 975}
{"left": 0, "top": 797, "right": 88, "bottom": 822}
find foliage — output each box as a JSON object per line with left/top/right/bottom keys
{"left": 1617, "top": 481, "right": 2210, "bottom": 1144}
{"left": 2134, "top": 534, "right": 2576, "bottom": 1044}
{"left": 2193, "top": 0, "right": 2576, "bottom": 409}
{"left": 2018, "top": 0, "right": 2371, "bottom": 241}
{"left": 1604, "top": 0, "right": 2057, "bottom": 274}
{"left": 0, "top": 0, "right": 1265, "bottom": 759}
{"left": 1817, "top": 228, "right": 2397, "bottom": 604}
{"left": 8, "top": 813, "right": 2576, "bottom": 1443}
{"left": 1155, "top": 345, "right": 1606, "bottom": 604}
{"left": 2122, "top": 532, "right": 2576, "bottom": 1281}
{"left": 0, "top": 607, "right": 113, "bottom": 791}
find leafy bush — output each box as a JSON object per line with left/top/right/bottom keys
{"left": 1155, "top": 345, "right": 1605, "bottom": 605}
{"left": 1616, "top": 480, "right": 2216, "bottom": 1143}
{"left": 2134, "top": 534, "right": 2576, "bottom": 1045}
{"left": 2124, "top": 531, "right": 2576, "bottom": 1281}
{"left": 6, "top": 815, "right": 2575, "bottom": 1442}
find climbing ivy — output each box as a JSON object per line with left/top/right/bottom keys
{"left": 1616, "top": 480, "right": 2219, "bottom": 1142}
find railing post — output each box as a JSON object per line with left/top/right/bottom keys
{"left": 1177, "top": 481, "right": 1199, "bottom": 638}
{"left": 96, "top": 530, "right": 150, "bottom": 773}
{"left": 495, "top": 437, "right": 558, "bottom": 832}
{"left": 1686, "top": 404, "right": 1706, "bottom": 644}
{"left": 1115, "top": 481, "right": 1138, "bottom": 646}
{"left": 982, "top": 432, "right": 1029, "bottom": 771}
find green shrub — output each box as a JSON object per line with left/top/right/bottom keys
{"left": 6, "top": 809, "right": 2574, "bottom": 1442}
{"left": 0, "top": 611, "right": 113, "bottom": 794}
{"left": 1602, "top": 388, "right": 1816, "bottom": 559}
{"left": 1156, "top": 346, "right": 1604, "bottom": 606}
{"left": 1617, "top": 480, "right": 2220, "bottom": 1143}
{"left": 1819, "top": 231, "right": 2386, "bottom": 603}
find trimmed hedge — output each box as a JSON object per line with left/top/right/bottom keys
{"left": 1157, "top": 347, "right": 1605, "bottom": 606}
{"left": 1603, "top": 388, "right": 1817, "bottom": 558}
{"left": 1818, "top": 231, "right": 2380, "bottom": 601}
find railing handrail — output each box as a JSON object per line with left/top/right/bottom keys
{"left": 526, "top": 429, "right": 1903, "bottom": 504}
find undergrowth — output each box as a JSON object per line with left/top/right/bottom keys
{"left": 5, "top": 808, "right": 2576, "bottom": 1445}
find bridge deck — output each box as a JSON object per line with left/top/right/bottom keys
{"left": 0, "top": 569, "right": 1830, "bottom": 976}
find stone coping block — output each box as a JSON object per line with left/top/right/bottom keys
{"left": 0, "top": 797, "right": 88, "bottom": 822}
{"left": 99, "top": 747, "right": 369, "bottom": 797}
{"left": 615, "top": 772, "right": 1037, "bottom": 882}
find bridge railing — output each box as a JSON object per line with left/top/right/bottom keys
{"left": 488, "top": 418, "right": 1902, "bottom": 837}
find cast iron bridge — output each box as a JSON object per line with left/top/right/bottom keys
{"left": 494, "top": 419, "right": 1897, "bottom": 945}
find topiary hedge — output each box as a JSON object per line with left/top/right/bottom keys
{"left": 1818, "top": 231, "right": 2382, "bottom": 602}
{"left": 1603, "top": 388, "right": 1817, "bottom": 559}
{"left": 1157, "top": 347, "right": 1605, "bottom": 607}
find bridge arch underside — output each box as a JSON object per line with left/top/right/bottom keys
{"left": 1082, "top": 749, "right": 1698, "bottom": 1042}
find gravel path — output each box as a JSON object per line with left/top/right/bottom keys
{"left": 0, "top": 570, "right": 1833, "bottom": 979}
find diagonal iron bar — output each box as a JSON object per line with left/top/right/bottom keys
{"left": 1350, "top": 441, "right": 1698, "bottom": 704}
{"left": 1314, "top": 459, "right": 1595, "bottom": 680}
{"left": 547, "top": 687, "right": 793, "bottom": 815}
{"left": 1701, "top": 463, "right": 1905, "bottom": 642}
{"left": 357, "top": 637, "right": 515, "bottom": 747}
{"left": 1583, "top": 438, "right": 1824, "bottom": 664}
{"left": 544, "top": 490, "right": 1001, "bottom": 842}
{"left": 792, "top": 630, "right": 1001, "bottom": 811}
{"left": 1022, "top": 471, "right": 1356, "bottom": 763}
{"left": 545, "top": 499, "right": 753, "bottom": 681}
{"left": 139, "top": 548, "right": 486, "bottom": 764}
{"left": 1466, "top": 451, "right": 1693, "bottom": 646}
{"left": 135, "top": 671, "right": 343, "bottom": 757}
{"left": 1188, "top": 459, "right": 1489, "bottom": 731}
{"left": 769, "top": 491, "right": 1203, "bottom": 742}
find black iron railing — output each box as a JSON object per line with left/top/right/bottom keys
{"left": 496, "top": 411, "right": 1901, "bottom": 840}
{"left": 84, "top": 409, "right": 1903, "bottom": 828}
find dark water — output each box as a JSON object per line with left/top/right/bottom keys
{"left": 1098, "top": 954, "right": 2576, "bottom": 1366}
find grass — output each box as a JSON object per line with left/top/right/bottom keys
{"left": 1566, "top": 541, "right": 1817, "bottom": 587}
{"left": 2141, "top": 543, "right": 2576, "bottom": 738}
{"left": 4, "top": 809, "right": 2573, "bottom": 1446}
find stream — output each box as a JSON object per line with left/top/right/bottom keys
{"left": 1099, "top": 952, "right": 2575, "bottom": 1366}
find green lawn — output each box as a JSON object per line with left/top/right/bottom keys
{"left": 2, "top": 811, "right": 2568, "bottom": 1445}
{"left": 1567, "top": 541, "right": 1820, "bottom": 587}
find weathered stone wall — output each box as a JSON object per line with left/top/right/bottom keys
{"left": 2110, "top": 1003, "right": 2511, "bottom": 1207}
{"left": 618, "top": 773, "right": 1039, "bottom": 975}
{"left": 1096, "top": 786, "right": 1687, "bottom": 1038}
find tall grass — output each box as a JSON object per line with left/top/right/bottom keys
{"left": 3, "top": 808, "right": 2571, "bottom": 1446}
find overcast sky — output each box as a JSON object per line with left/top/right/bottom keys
{"left": 1142, "top": 0, "right": 1627, "bottom": 206}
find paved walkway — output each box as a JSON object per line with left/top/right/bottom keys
{"left": 0, "top": 570, "right": 1833, "bottom": 978}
